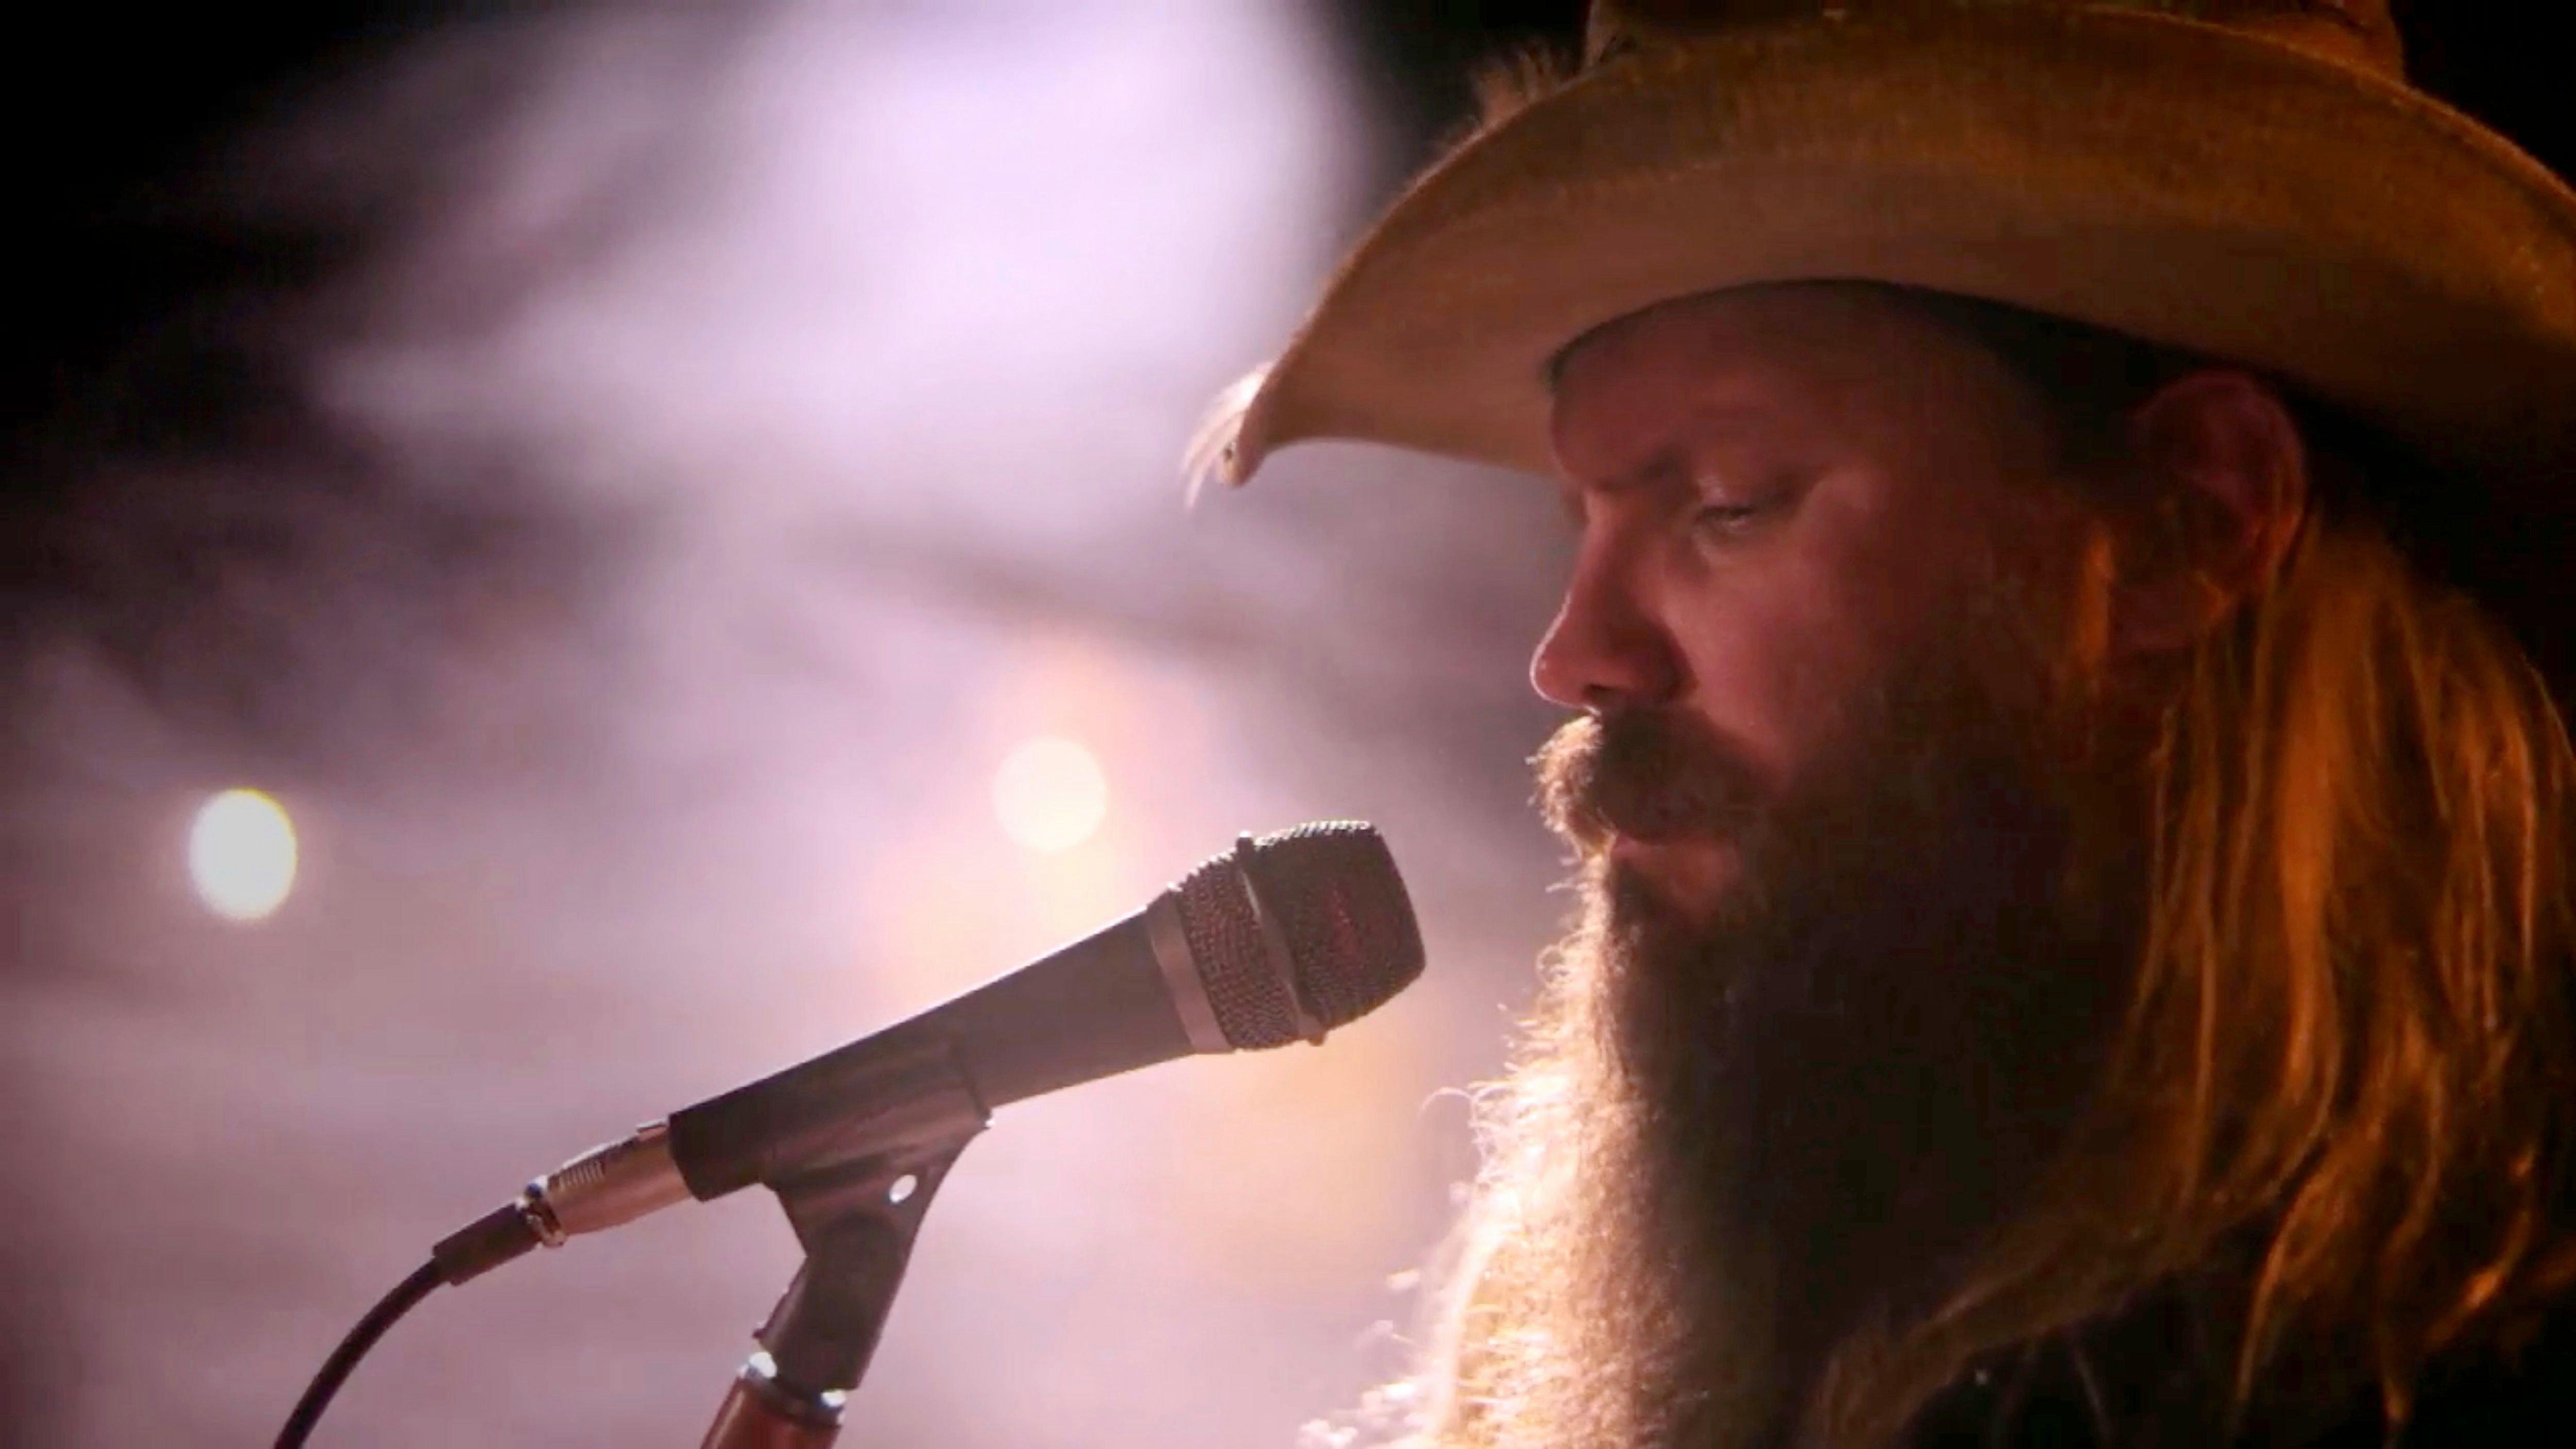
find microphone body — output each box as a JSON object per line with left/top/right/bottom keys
{"left": 434, "top": 823, "right": 1419, "bottom": 1285}
{"left": 669, "top": 892, "right": 1217, "bottom": 1200}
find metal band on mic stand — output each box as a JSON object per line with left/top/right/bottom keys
{"left": 1235, "top": 833, "right": 1325, "bottom": 1045}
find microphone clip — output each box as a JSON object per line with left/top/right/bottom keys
{"left": 700, "top": 1036, "right": 991, "bottom": 1444}
{"left": 703, "top": 1131, "right": 978, "bottom": 1446}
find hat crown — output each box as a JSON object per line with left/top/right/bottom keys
{"left": 1586, "top": 0, "right": 2405, "bottom": 78}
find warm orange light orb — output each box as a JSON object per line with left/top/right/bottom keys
{"left": 992, "top": 736, "right": 1108, "bottom": 854}
{"left": 188, "top": 788, "right": 299, "bottom": 922}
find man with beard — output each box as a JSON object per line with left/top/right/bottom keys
{"left": 1199, "top": 2, "right": 2576, "bottom": 1445}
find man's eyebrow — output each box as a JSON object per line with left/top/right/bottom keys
{"left": 1557, "top": 442, "right": 1683, "bottom": 520}
{"left": 1566, "top": 401, "right": 1777, "bottom": 492}
{"left": 1599, "top": 444, "right": 1689, "bottom": 499}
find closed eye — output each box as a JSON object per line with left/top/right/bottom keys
{"left": 1690, "top": 498, "right": 1772, "bottom": 541}
{"left": 1689, "top": 469, "right": 1808, "bottom": 542}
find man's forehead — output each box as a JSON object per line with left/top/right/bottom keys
{"left": 1549, "top": 397, "right": 1784, "bottom": 501}
{"left": 1546, "top": 300, "right": 1859, "bottom": 486}
{"left": 1545, "top": 284, "right": 2018, "bottom": 485}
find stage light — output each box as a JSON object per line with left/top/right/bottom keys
{"left": 992, "top": 736, "right": 1107, "bottom": 854}
{"left": 189, "top": 788, "right": 299, "bottom": 922}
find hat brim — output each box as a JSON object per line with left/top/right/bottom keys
{"left": 1215, "top": 6, "right": 2576, "bottom": 490}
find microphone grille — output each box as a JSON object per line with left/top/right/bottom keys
{"left": 1172, "top": 821, "right": 1423, "bottom": 1050}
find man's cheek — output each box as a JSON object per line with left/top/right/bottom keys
{"left": 1662, "top": 590, "right": 1824, "bottom": 789}
{"left": 1691, "top": 627, "right": 1878, "bottom": 809}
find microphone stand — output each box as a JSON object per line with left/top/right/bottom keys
{"left": 698, "top": 1138, "right": 978, "bottom": 1447}
{"left": 688, "top": 1035, "right": 993, "bottom": 1448}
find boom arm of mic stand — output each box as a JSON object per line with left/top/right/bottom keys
{"left": 700, "top": 1137, "right": 978, "bottom": 1448}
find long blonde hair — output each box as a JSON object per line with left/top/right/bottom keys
{"left": 1804, "top": 482, "right": 2576, "bottom": 1443}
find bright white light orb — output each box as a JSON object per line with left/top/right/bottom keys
{"left": 992, "top": 736, "right": 1108, "bottom": 854}
{"left": 189, "top": 789, "right": 299, "bottom": 922}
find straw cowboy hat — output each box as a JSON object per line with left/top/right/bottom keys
{"left": 1198, "top": 0, "right": 2576, "bottom": 627}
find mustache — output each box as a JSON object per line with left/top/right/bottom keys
{"left": 1535, "top": 710, "right": 1764, "bottom": 855}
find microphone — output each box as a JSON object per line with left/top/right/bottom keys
{"left": 430, "top": 821, "right": 1423, "bottom": 1284}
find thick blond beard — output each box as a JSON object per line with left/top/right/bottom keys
{"left": 1412, "top": 870, "right": 1782, "bottom": 1449}
{"left": 1407, "top": 591, "right": 2137, "bottom": 1449}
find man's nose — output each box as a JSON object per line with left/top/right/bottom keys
{"left": 1530, "top": 548, "right": 1681, "bottom": 711}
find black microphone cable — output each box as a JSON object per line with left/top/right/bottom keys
{"left": 272, "top": 1259, "right": 442, "bottom": 1448}
{"left": 274, "top": 1200, "right": 541, "bottom": 1446}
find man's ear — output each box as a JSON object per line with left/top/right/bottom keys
{"left": 2109, "top": 369, "right": 2311, "bottom": 658}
